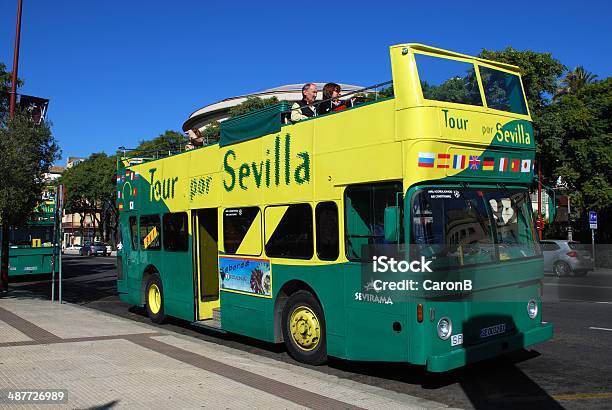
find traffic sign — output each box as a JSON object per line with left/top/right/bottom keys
{"left": 589, "top": 211, "right": 597, "bottom": 230}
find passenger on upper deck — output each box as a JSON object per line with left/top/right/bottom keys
{"left": 318, "top": 83, "right": 351, "bottom": 115}
{"left": 290, "top": 83, "right": 318, "bottom": 122}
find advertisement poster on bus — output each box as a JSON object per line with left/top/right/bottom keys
{"left": 219, "top": 256, "right": 271, "bottom": 297}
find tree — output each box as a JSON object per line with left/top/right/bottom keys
{"left": 200, "top": 120, "right": 221, "bottom": 142}
{"left": 0, "top": 63, "right": 23, "bottom": 120}
{"left": 555, "top": 66, "right": 598, "bottom": 99}
{"left": 0, "top": 111, "right": 60, "bottom": 292}
{"left": 229, "top": 96, "right": 279, "bottom": 117}
{"left": 60, "top": 153, "right": 118, "bottom": 244}
{"left": 543, "top": 79, "right": 612, "bottom": 242}
{"left": 478, "top": 48, "right": 565, "bottom": 115}
{"left": 478, "top": 48, "right": 566, "bottom": 186}
{"left": 131, "top": 130, "right": 188, "bottom": 157}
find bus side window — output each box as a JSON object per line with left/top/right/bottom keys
{"left": 316, "top": 202, "right": 339, "bottom": 261}
{"left": 265, "top": 203, "right": 313, "bottom": 259}
{"left": 129, "top": 216, "right": 138, "bottom": 250}
{"left": 163, "top": 212, "right": 188, "bottom": 252}
{"left": 140, "top": 215, "right": 161, "bottom": 251}
{"left": 223, "top": 207, "right": 261, "bottom": 255}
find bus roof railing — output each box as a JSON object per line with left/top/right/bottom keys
{"left": 119, "top": 80, "right": 395, "bottom": 163}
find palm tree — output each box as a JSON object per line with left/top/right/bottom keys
{"left": 554, "top": 66, "right": 597, "bottom": 99}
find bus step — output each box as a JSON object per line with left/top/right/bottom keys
{"left": 213, "top": 308, "right": 221, "bottom": 322}
{"left": 192, "top": 319, "right": 225, "bottom": 332}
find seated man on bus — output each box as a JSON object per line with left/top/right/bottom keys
{"left": 291, "top": 83, "right": 318, "bottom": 122}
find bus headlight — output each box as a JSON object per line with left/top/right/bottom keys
{"left": 437, "top": 317, "right": 452, "bottom": 340}
{"left": 527, "top": 300, "right": 538, "bottom": 319}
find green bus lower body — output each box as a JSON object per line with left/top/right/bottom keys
{"left": 118, "top": 255, "right": 553, "bottom": 372}
{"left": 7, "top": 247, "right": 58, "bottom": 277}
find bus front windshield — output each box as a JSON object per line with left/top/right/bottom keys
{"left": 410, "top": 188, "right": 539, "bottom": 268}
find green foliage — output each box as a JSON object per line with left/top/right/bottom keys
{"left": 200, "top": 120, "right": 220, "bottom": 142}
{"left": 545, "top": 79, "right": 612, "bottom": 212}
{"left": 555, "top": 66, "right": 598, "bottom": 99}
{"left": 229, "top": 96, "right": 279, "bottom": 117}
{"left": 60, "top": 153, "right": 116, "bottom": 215}
{"left": 365, "top": 85, "right": 394, "bottom": 101}
{"left": 0, "top": 62, "right": 23, "bottom": 122}
{"left": 421, "top": 76, "right": 479, "bottom": 105}
{"left": 478, "top": 47, "right": 565, "bottom": 113}
{"left": 132, "top": 130, "right": 188, "bottom": 156}
{"left": 0, "top": 111, "right": 60, "bottom": 226}
{"left": 59, "top": 153, "right": 118, "bottom": 241}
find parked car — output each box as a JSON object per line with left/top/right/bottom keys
{"left": 63, "top": 244, "right": 82, "bottom": 255}
{"left": 541, "top": 240, "right": 593, "bottom": 277}
{"left": 79, "top": 242, "right": 108, "bottom": 256}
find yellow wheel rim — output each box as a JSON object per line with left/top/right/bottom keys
{"left": 148, "top": 283, "right": 162, "bottom": 314}
{"left": 289, "top": 305, "right": 321, "bottom": 351}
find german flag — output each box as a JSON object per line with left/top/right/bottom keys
{"left": 483, "top": 157, "right": 494, "bottom": 171}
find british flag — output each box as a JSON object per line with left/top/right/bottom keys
{"left": 469, "top": 155, "right": 481, "bottom": 170}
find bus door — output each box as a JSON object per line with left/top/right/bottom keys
{"left": 121, "top": 214, "right": 141, "bottom": 291}
{"left": 193, "top": 208, "right": 220, "bottom": 320}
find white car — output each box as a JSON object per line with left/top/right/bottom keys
{"left": 63, "top": 245, "right": 82, "bottom": 255}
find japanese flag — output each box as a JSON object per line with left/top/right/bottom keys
{"left": 521, "top": 159, "right": 531, "bottom": 173}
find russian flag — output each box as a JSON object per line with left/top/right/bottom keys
{"left": 453, "top": 154, "right": 466, "bottom": 169}
{"left": 437, "top": 153, "right": 450, "bottom": 168}
{"left": 418, "top": 152, "right": 435, "bottom": 168}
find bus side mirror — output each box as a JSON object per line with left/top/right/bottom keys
{"left": 384, "top": 206, "right": 399, "bottom": 242}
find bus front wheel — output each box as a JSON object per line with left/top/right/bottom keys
{"left": 145, "top": 275, "right": 166, "bottom": 324}
{"left": 282, "top": 290, "right": 327, "bottom": 365}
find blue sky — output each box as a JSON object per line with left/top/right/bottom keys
{"left": 1, "top": 0, "right": 611, "bottom": 164}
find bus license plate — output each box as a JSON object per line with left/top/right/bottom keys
{"left": 451, "top": 334, "right": 463, "bottom": 346}
{"left": 479, "top": 323, "right": 506, "bottom": 338}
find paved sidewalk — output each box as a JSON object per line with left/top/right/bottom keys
{"left": 0, "top": 292, "right": 452, "bottom": 409}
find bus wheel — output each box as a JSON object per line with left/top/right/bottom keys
{"left": 282, "top": 290, "right": 327, "bottom": 365}
{"left": 145, "top": 275, "right": 166, "bottom": 324}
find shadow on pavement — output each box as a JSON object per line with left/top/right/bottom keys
{"left": 4, "top": 255, "right": 565, "bottom": 410}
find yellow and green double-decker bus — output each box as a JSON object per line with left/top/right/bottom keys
{"left": 116, "top": 44, "right": 552, "bottom": 372}
{"left": 4, "top": 199, "right": 59, "bottom": 277}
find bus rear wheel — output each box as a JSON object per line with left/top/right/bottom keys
{"left": 145, "top": 275, "right": 166, "bottom": 324}
{"left": 282, "top": 290, "right": 327, "bottom": 365}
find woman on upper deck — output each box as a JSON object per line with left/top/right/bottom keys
{"left": 318, "top": 83, "right": 350, "bottom": 115}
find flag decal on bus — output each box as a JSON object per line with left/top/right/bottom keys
{"left": 521, "top": 159, "right": 531, "bottom": 173}
{"left": 499, "top": 158, "right": 508, "bottom": 172}
{"left": 483, "top": 157, "right": 494, "bottom": 171}
{"left": 437, "top": 153, "right": 450, "bottom": 168}
{"left": 511, "top": 159, "right": 520, "bottom": 172}
{"left": 469, "top": 156, "right": 480, "bottom": 170}
{"left": 418, "top": 152, "right": 435, "bottom": 168}
{"left": 453, "top": 154, "right": 466, "bottom": 169}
